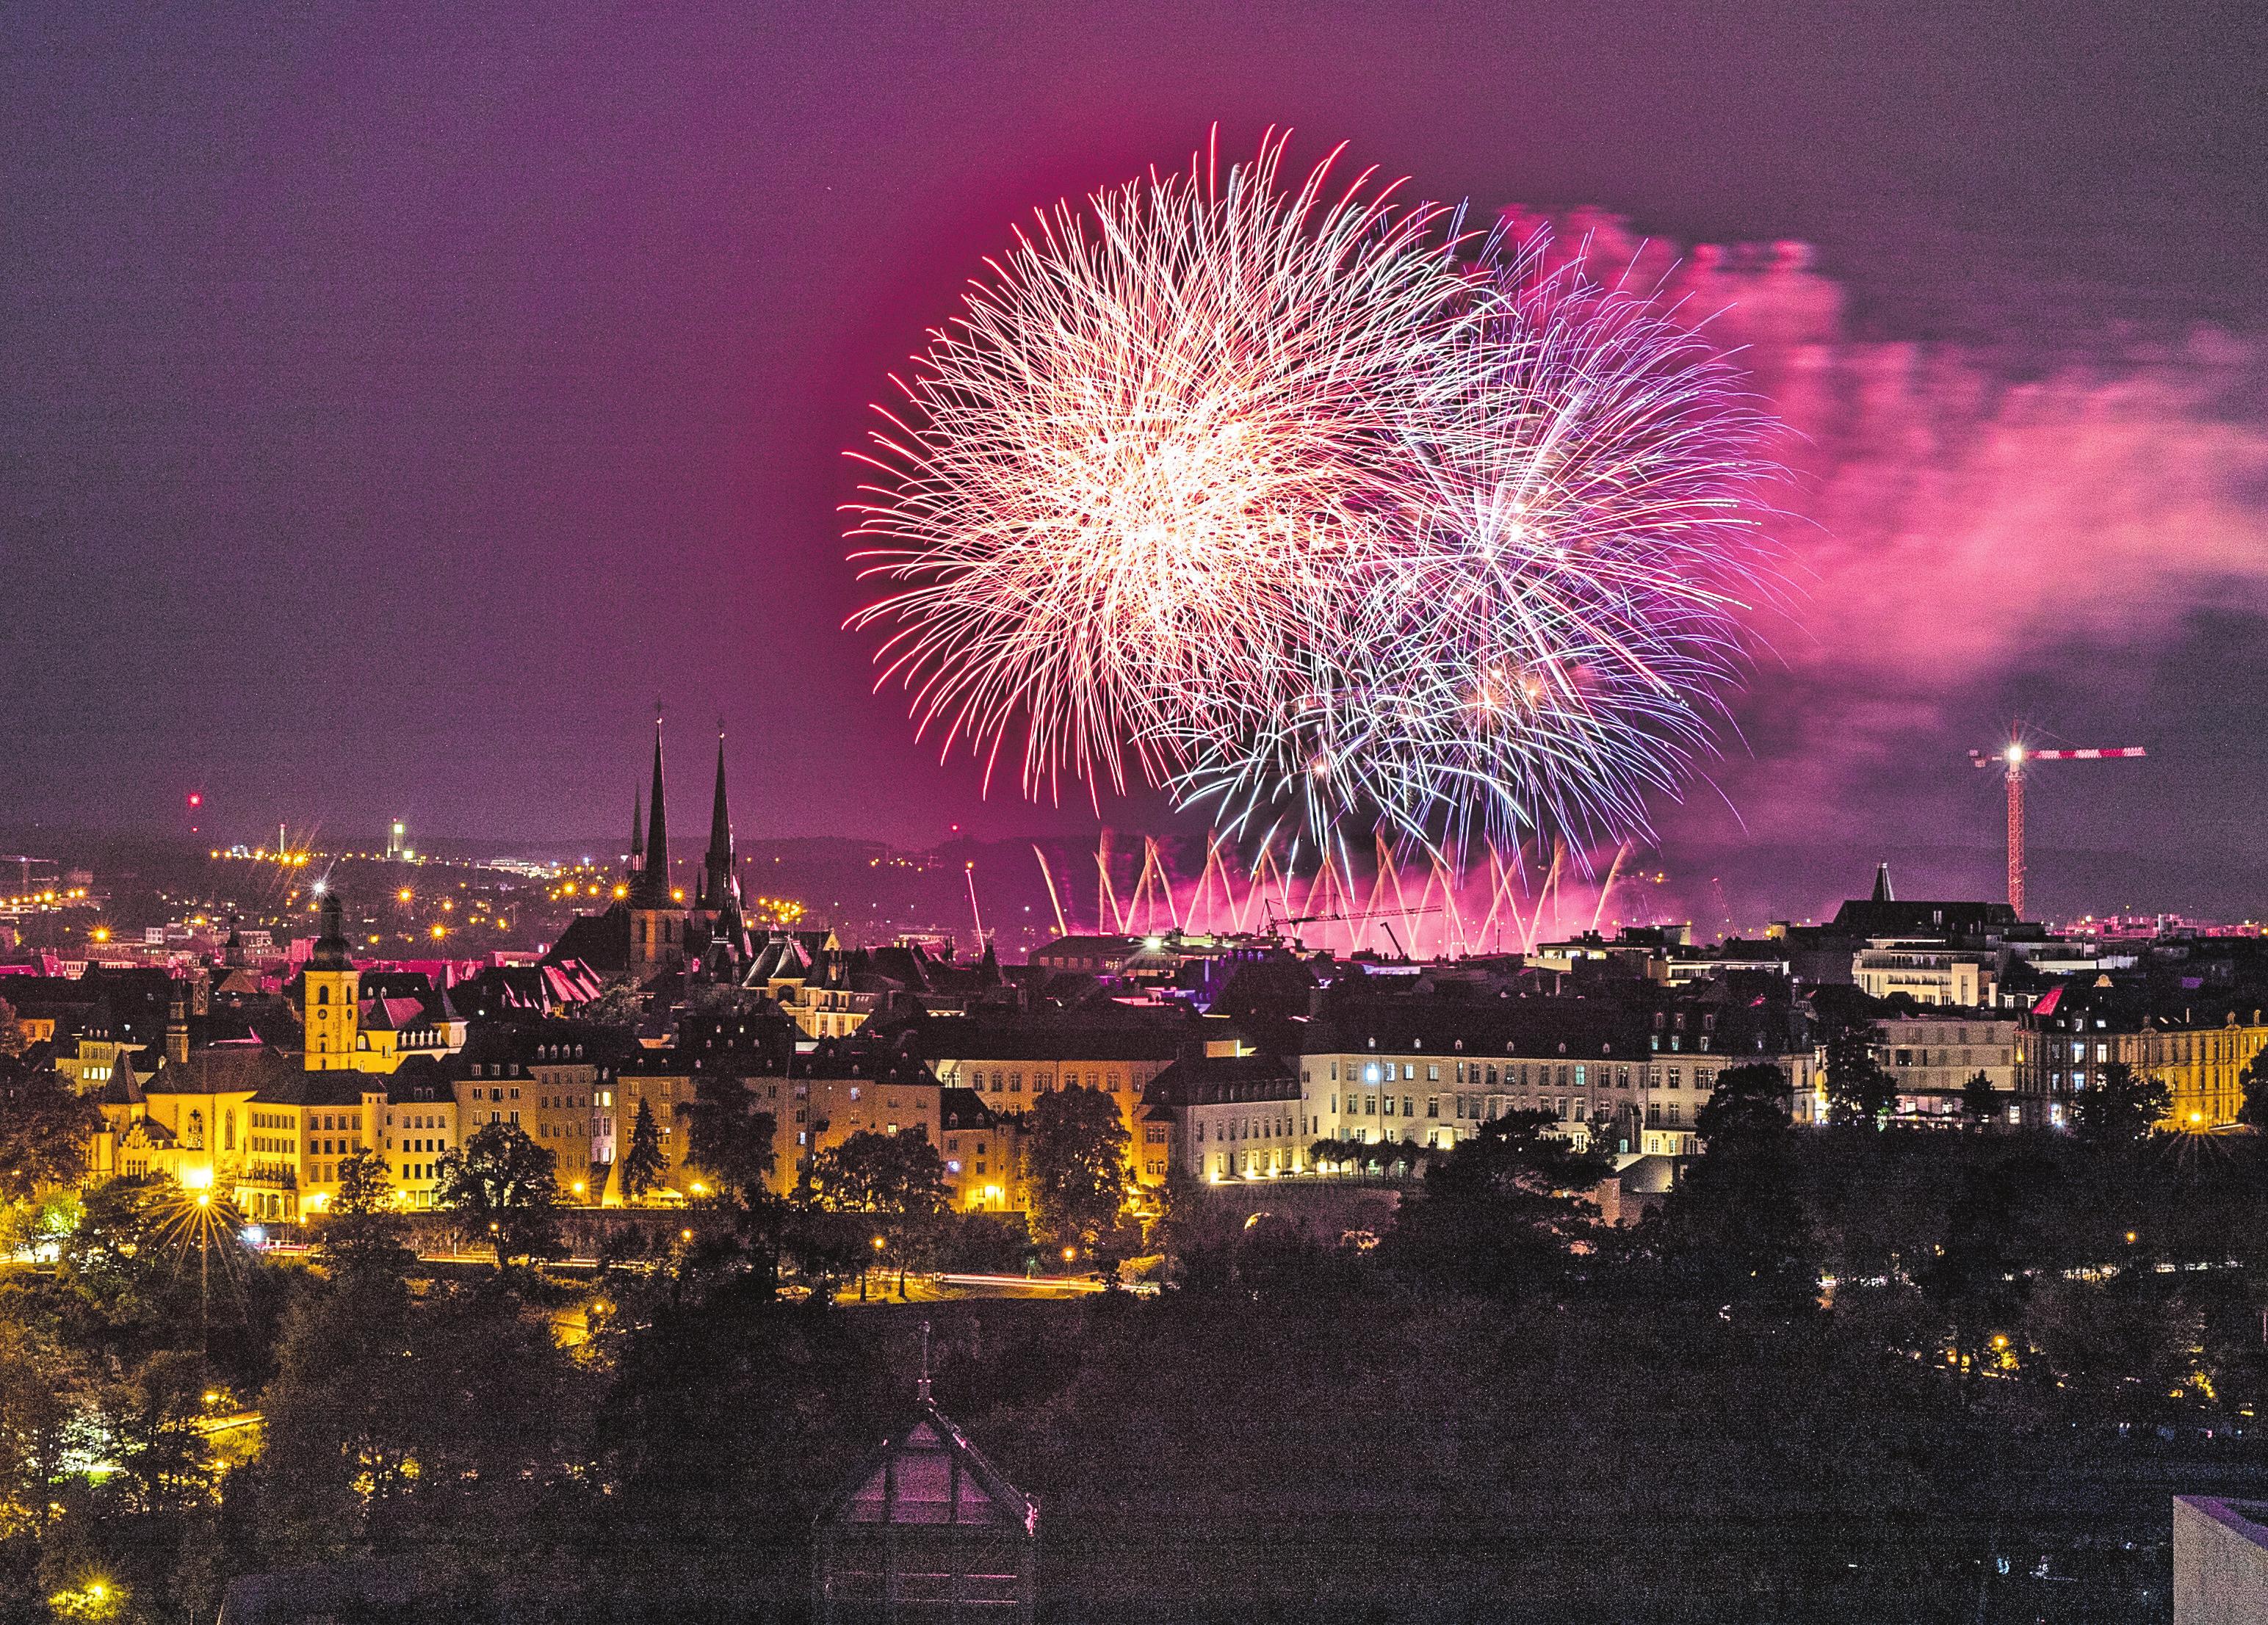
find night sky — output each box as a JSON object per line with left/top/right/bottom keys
{"left": 5, "top": 3, "right": 2264, "bottom": 919}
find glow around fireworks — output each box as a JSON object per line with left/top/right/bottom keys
{"left": 846, "top": 134, "right": 1774, "bottom": 850}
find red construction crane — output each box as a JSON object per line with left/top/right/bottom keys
{"left": 1968, "top": 737, "right": 2146, "bottom": 919}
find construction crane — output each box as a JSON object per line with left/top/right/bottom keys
{"left": 1265, "top": 902, "right": 1442, "bottom": 959}
{"left": 1969, "top": 737, "right": 2146, "bottom": 919}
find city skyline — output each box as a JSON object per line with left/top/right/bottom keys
{"left": 4, "top": 3, "right": 2265, "bottom": 914}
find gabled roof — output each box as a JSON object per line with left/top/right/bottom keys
{"left": 145, "top": 1046, "right": 305, "bottom": 1101}
{"left": 937, "top": 1087, "right": 1000, "bottom": 1132}
{"left": 900, "top": 1013, "right": 1192, "bottom": 1065}
{"left": 543, "top": 905, "right": 630, "bottom": 975}
{"left": 385, "top": 1055, "right": 455, "bottom": 1104}
{"left": 358, "top": 995, "right": 431, "bottom": 1033}
{"left": 1827, "top": 897, "right": 2017, "bottom": 939}
{"left": 1144, "top": 1053, "right": 1299, "bottom": 1107}
{"left": 246, "top": 1067, "right": 375, "bottom": 1108}
{"left": 817, "top": 1400, "right": 1037, "bottom": 1536}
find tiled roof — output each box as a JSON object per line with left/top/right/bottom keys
{"left": 145, "top": 1046, "right": 307, "bottom": 1101}
{"left": 1143, "top": 1054, "right": 1299, "bottom": 1107}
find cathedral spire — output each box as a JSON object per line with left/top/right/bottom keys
{"left": 701, "top": 726, "right": 737, "bottom": 911}
{"left": 634, "top": 714, "right": 672, "bottom": 907}
{"left": 629, "top": 792, "right": 644, "bottom": 877}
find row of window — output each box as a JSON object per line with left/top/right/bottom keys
{"left": 968, "top": 1068, "right": 1130, "bottom": 1094}
{"left": 1195, "top": 1115, "right": 1294, "bottom": 1143}
{"left": 1326, "top": 1060, "right": 1717, "bottom": 1090}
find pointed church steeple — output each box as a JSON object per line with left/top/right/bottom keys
{"left": 629, "top": 792, "right": 645, "bottom": 880}
{"left": 633, "top": 716, "right": 672, "bottom": 907}
{"left": 701, "top": 728, "right": 738, "bottom": 912}
{"left": 1871, "top": 862, "right": 1894, "bottom": 904}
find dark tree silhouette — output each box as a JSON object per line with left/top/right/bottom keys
{"left": 1654, "top": 1063, "right": 1819, "bottom": 1314}
{"left": 1824, "top": 1021, "right": 1893, "bottom": 1125}
{"left": 2072, "top": 1061, "right": 2168, "bottom": 1148}
{"left": 1384, "top": 1110, "right": 1609, "bottom": 1299}
{"left": 1961, "top": 1070, "right": 1999, "bottom": 1129}
{"left": 435, "top": 1123, "right": 560, "bottom": 1267}
{"left": 1024, "top": 1085, "right": 1130, "bottom": 1254}
{"left": 0, "top": 1066, "right": 102, "bottom": 1201}
{"left": 2237, "top": 1048, "right": 2268, "bottom": 1131}
{"left": 621, "top": 1098, "right": 667, "bottom": 1202}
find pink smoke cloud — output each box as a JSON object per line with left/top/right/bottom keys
{"left": 1514, "top": 211, "right": 2268, "bottom": 849}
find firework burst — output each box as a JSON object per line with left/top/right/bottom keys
{"left": 847, "top": 134, "right": 1774, "bottom": 849}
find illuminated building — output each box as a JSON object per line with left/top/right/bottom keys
{"left": 379, "top": 1057, "right": 458, "bottom": 1208}
{"left": 763, "top": 1043, "right": 948, "bottom": 1200}
{"left": 1852, "top": 939, "right": 1998, "bottom": 1007}
{"left": 444, "top": 1025, "right": 626, "bottom": 1198}
{"left": 2021, "top": 982, "right": 2267, "bottom": 1132}
{"left": 300, "top": 894, "right": 362, "bottom": 1070}
{"left": 1299, "top": 978, "right": 1822, "bottom": 1160}
{"left": 1144, "top": 1053, "right": 1304, "bottom": 1181}
{"left": 906, "top": 1016, "right": 1183, "bottom": 1187}
{"left": 1873, "top": 1012, "right": 2021, "bottom": 1126}
{"left": 938, "top": 1087, "right": 1020, "bottom": 1212}
{"left": 292, "top": 895, "right": 461, "bottom": 1074}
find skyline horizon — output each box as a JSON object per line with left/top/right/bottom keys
{"left": 7, "top": 4, "right": 2261, "bottom": 925}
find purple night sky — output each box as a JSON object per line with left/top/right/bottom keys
{"left": 4, "top": 3, "right": 2264, "bottom": 921}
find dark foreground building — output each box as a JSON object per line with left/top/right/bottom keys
{"left": 814, "top": 1369, "right": 1039, "bottom": 1624}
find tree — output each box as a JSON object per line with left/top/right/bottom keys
{"left": 807, "top": 1129, "right": 949, "bottom": 1295}
{"left": 683, "top": 1074, "right": 776, "bottom": 1206}
{"left": 1024, "top": 1085, "right": 1130, "bottom": 1254}
{"left": 621, "top": 1097, "right": 667, "bottom": 1202}
{"left": 1823, "top": 1020, "right": 1893, "bottom": 1126}
{"left": 435, "top": 1122, "right": 560, "bottom": 1267}
{"left": 1307, "top": 1135, "right": 1437, "bottom": 1177}
{"left": 51, "top": 1177, "right": 201, "bottom": 1358}
{"left": 0, "top": 1317, "right": 88, "bottom": 1542}
{"left": 315, "top": 1148, "right": 411, "bottom": 1279}
{"left": 1962, "top": 1070, "right": 2000, "bottom": 1130}
{"left": 0, "top": 996, "right": 25, "bottom": 1057}
{"left": 1922, "top": 1153, "right": 2054, "bottom": 1394}
{"left": 582, "top": 975, "right": 648, "bottom": 1029}
{"left": 1654, "top": 1063, "right": 1819, "bottom": 1314}
{"left": 1384, "top": 1110, "right": 1610, "bottom": 1298}
{"left": 0, "top": 1065, "right": 102, "bottom": 1201}
{"left": 2238, "top": 1047, "right": 2268, "bottom": 1131}
{"left": 2071, "top": 1060, "right": 2169, "bottom": 1148}
{"left": 253, "top": 1264, "right": 583, "bottom": 1562}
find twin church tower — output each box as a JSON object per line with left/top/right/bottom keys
{"left": 623, "top": 717, "right": 743, "bottom": 982}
